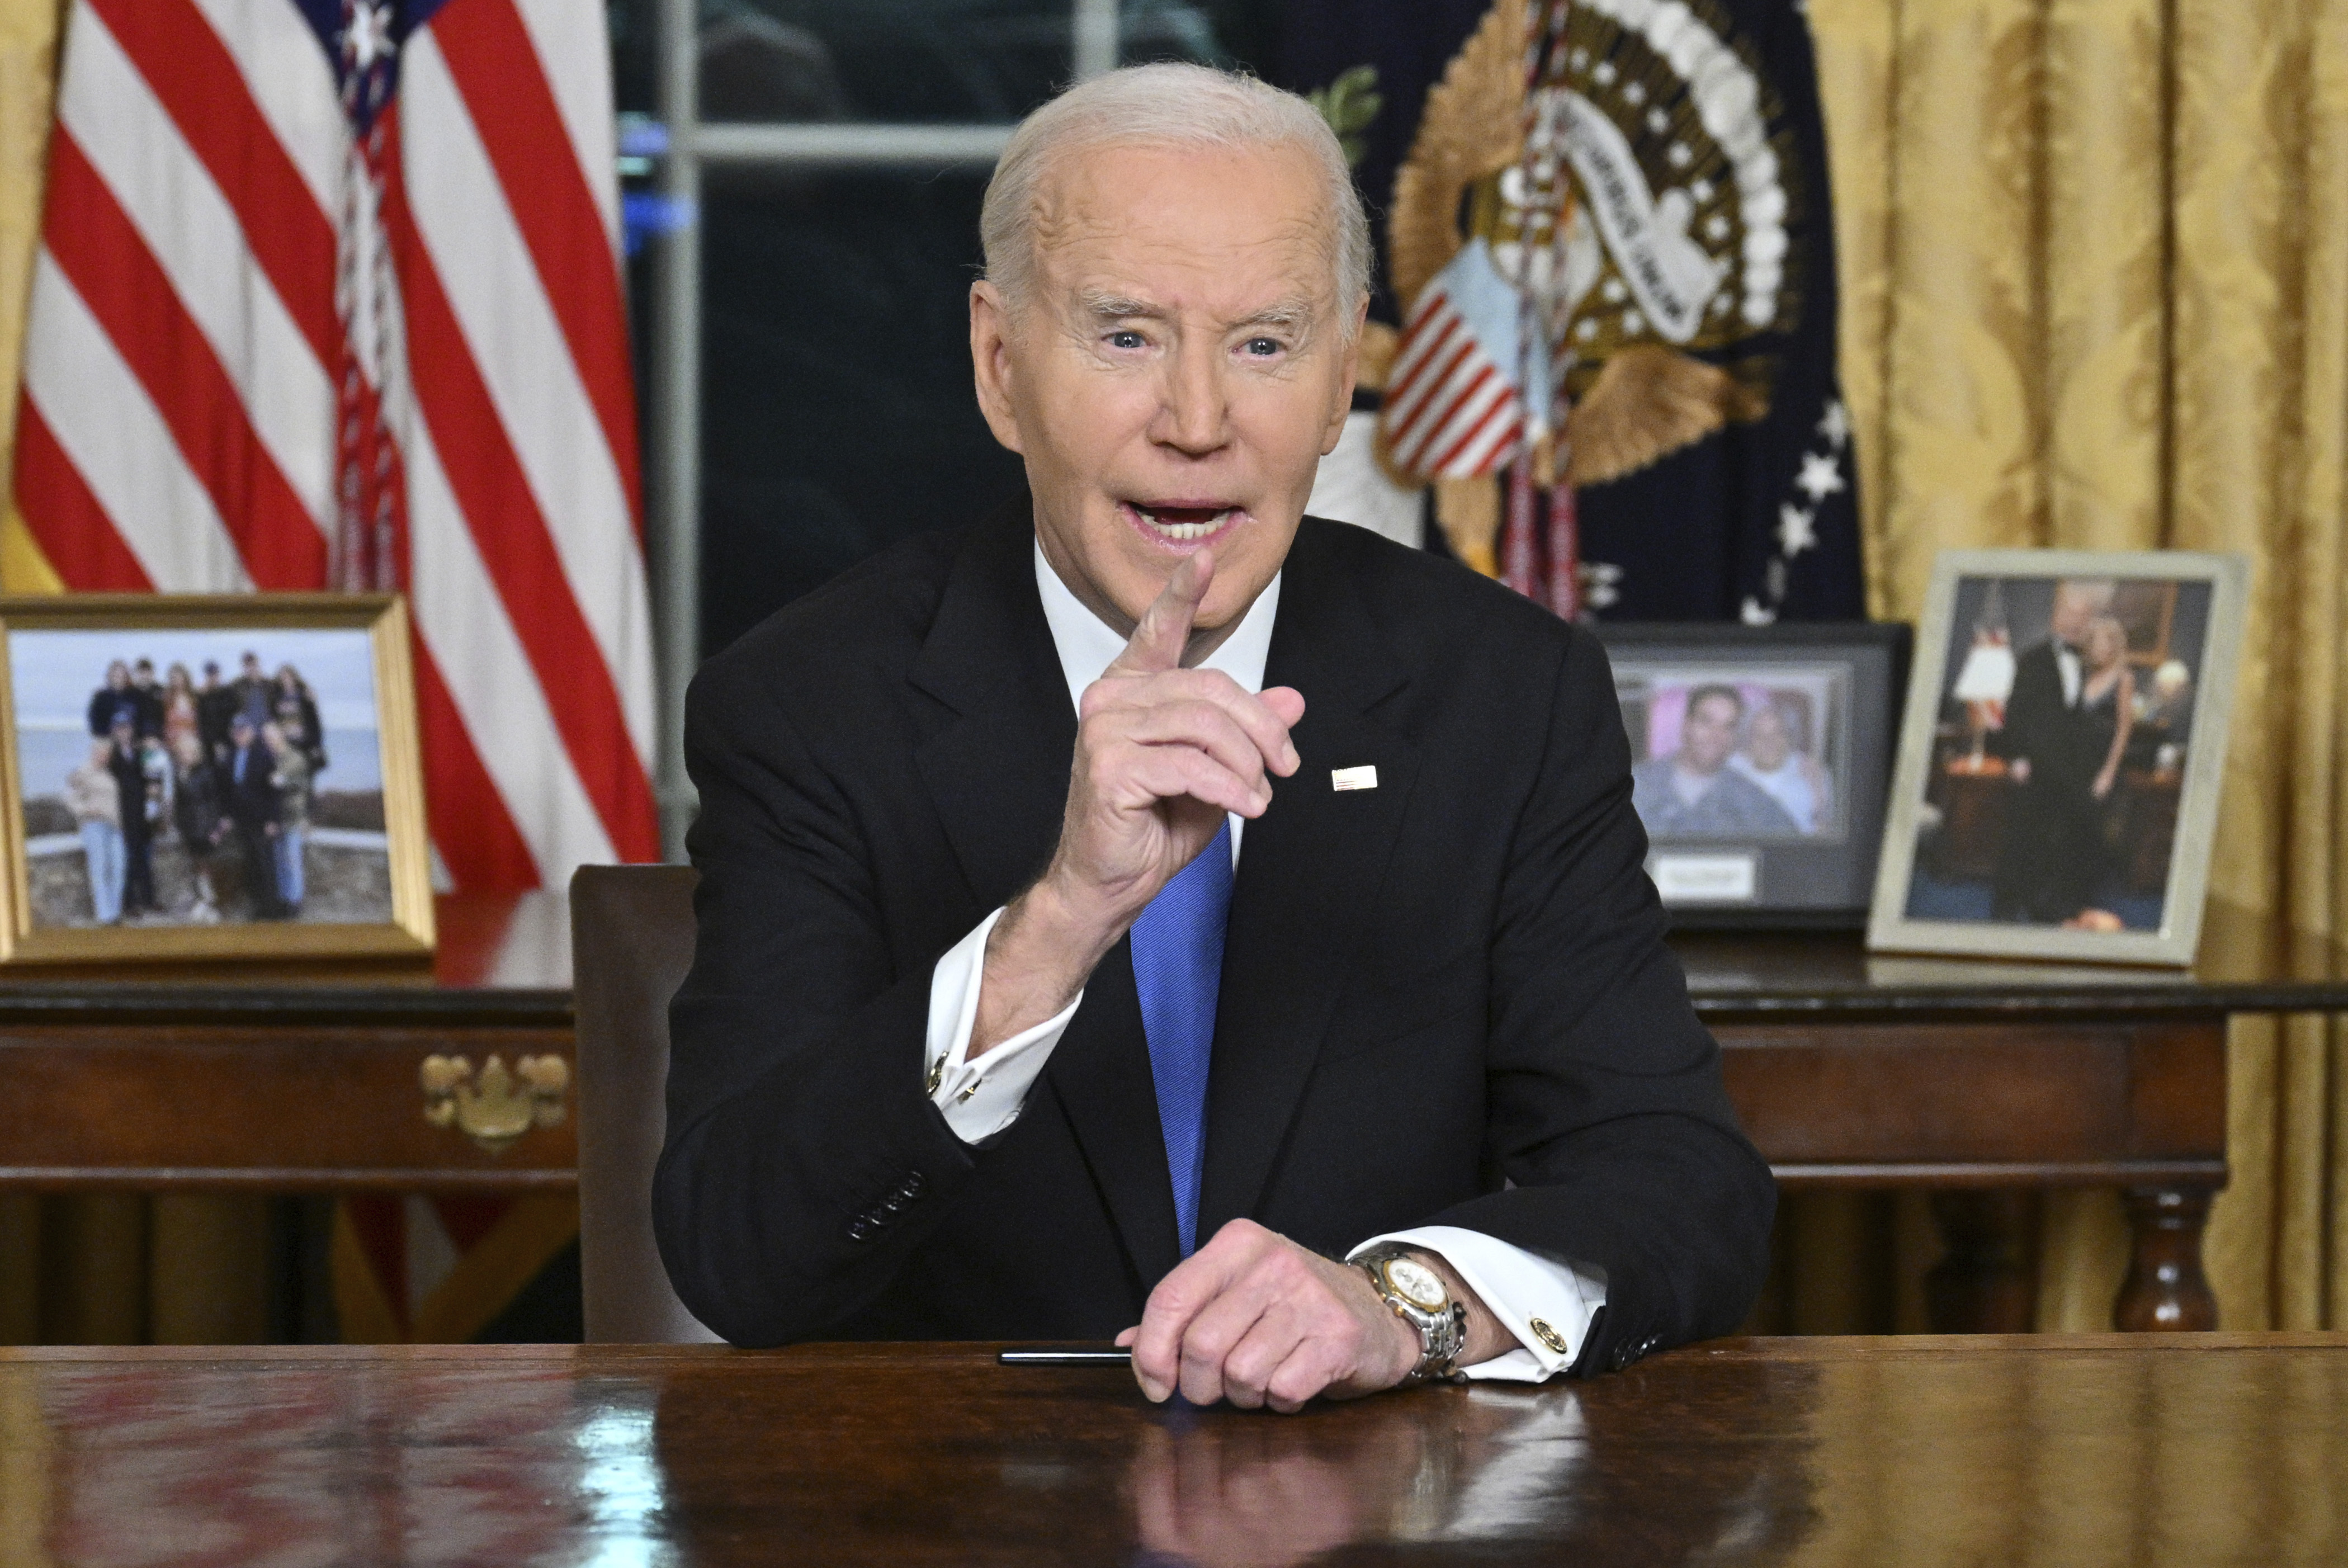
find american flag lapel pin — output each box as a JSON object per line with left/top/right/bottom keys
{"left": 1330, "top": 765, "right": 1378, "bottom": 792}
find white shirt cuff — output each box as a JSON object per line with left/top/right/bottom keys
{"left": 925, "top": 906, "right": 1083, "bottom": 1143}
{"left": 1350, "top": 1225, "right": 1607, "bottom": 1382}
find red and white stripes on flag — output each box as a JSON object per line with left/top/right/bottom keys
{"left": 1378, "top": 237, "right": 1532, "bottom": 482}
{"left": 11, "top": 0, "right": 658, "bottom": 886}
{"left": 1380, "top": 302, "right": 1521, "bottom": 480}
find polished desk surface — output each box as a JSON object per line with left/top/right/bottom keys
{"left": 1673, "top": 904, "right": 2348, "bottom": 1022}
{"left": 2, "top": 1336, "right": 2342, "bottom": 1566}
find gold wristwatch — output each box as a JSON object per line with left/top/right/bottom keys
{"left": 1355, "top": 1244, "right": 1468, "bottom": 1385}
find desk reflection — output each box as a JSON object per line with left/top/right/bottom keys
{"left": 8, "top": 1339, "right": 2340, "bottom": 1566}
{"left": 646, "top": 1355, "right": 1815, "bottom": 1565}
{"left": 1125, "top": 1388, "right": 1594, "bottom": 1565}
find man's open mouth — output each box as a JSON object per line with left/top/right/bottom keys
{"left": 1124, "top": 501, "right": 1241, "bottom": 544}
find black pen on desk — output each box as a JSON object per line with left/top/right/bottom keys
{"left": 998, "top": 1347, "right": 1132, "bottom": 1366}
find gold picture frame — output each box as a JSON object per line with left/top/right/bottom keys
{"left": 0, "top": 594, "right": 434, "bottom": 963}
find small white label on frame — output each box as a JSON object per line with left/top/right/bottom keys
{"left": 1650, "top": 852, "right": 1758, "bottom": 903}
{"left": 1330, "top": 765, "right": 1379, "bottom": 792}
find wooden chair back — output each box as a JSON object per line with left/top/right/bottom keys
{"left": 569, "top": 863, "right": 721, "bottom": 1343}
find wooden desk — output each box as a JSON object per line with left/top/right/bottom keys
{"left": 3, "top": 1336, "right": 2342, "bottom": 1564}
{"left": 2, "top": 894, "right": 2341, "bottom": 1335}
{"left": 0, "top": 892, "right": 577, "bottom": 1191}
{"left": 1679, "top": 927, "right": 2348, "bottom": 1333}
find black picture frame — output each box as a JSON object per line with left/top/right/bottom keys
{"left": 1593, "top": 622, "right": 1910, "bottom": 930}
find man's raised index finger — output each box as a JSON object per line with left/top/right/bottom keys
{"left": 1111, "top": 549, "right": 1215, "bottom": 677}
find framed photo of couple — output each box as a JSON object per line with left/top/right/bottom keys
{"left": 1868, "top": 550, "right": 2251, "bottom": 966}
{"left": 0, "top": 594, "right": 433, "bottom": 964}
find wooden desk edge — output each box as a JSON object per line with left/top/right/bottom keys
{"left": 7, "top": 1332, "right": 2344, "bottom": 1366}
{"left": 0, "top": 1166, "right": 579, "bottom": 1191}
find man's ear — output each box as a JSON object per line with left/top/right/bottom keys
{"left": 1320, "top": 295, "right": 1369, "bottom": 456}
{"left": 969, "top": 281, "right": 1027, "bottom": 455}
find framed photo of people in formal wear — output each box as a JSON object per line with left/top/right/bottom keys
{"left": 1596, "top": 623, "right": 1909, "bottom": 928}
{"left": 1867, "top": 550, "right": 2250, "bottom": 965}
{"left": 0, "top": 595, "right": 433, "bottom": 964}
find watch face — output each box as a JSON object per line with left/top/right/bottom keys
{"left": 1383, "top": 1257, "right": 1448, "bottom": 1312}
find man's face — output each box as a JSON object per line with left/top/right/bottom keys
{"left": 1680, "top": 695, "right": 1740, "bottom": 775}
{"left": 2049, "top": 583, "right": 2110, "bottom": 644}
{"left": 970, "top": 141, "right": 1360, "bottom": 647}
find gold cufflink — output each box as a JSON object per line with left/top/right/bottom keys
{"left": 1528, "top": 1316, "right": 1570, "bottom": 1354}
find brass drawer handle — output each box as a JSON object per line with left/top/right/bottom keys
{"left": 420, "top": 1054, "right": 569, "bottom": 1154}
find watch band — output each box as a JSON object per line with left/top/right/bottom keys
{"left": 1355, "top": 1244, "right": 1468, "bottom": 1385}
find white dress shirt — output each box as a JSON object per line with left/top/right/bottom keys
{"left": 2054, "top": 640, "right": 2082, "bottom": 706}
{"left": 919, "top": 540, "right": 1605, "bottom": 1381}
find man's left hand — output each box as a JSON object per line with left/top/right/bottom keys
{"left": 1117, "top": 1220, "right": 1499, "bottom": 1414}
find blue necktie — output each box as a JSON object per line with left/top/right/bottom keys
{"left": 1130, "top": 818, "right": 1232, "bottom": 1258}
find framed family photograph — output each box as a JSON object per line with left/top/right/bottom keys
{"left": 0, "top": 594, "right": 433, "bottom": 963}
{"left": 1596, "top": 623, "right": 1909, "bottom": 928}
{"left": 1867, "top": 550, "right": 2250, "bottom": 965}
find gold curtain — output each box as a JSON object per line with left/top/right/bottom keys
{"left": 0, "top": 0, "right": 56, "bottom": 506}
{"left": 1810, "top": 0, "right": 2348, "bottom": 1330}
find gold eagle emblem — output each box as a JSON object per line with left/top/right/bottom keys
{"left": 1378, "top": 0, "right": 1797, "bottom": 571}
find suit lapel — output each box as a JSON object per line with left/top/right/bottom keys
{"left": 909, "top": 505, "right": 1074, "bottom": 906}
{"left": 1198, "top": 523, "right": 1419, "bottom": 1238}
{"left": 908, "top": 500, "right": 1179, "bottom": 1288}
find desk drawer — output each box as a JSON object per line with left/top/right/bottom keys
{"left": 0, "top": 1024, "right": 577, "bottom": 1189}
{"left": 1716, "top": 1020, "right": 2226, "bottom": 1179}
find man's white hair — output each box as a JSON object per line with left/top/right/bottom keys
{"left": 980, "top": 63, "right": 1372, "bottom": 333}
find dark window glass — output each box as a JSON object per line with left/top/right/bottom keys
{"left": 695, "top": 0, "right": 1078, "bottom": 122}
{"left": 696, "top": 172, "right": 1024, "bottom": 657}
{"left": 608, "top": 0, "right": 1283, "bottom": 656}
{"left": 607, "top": 0, "right": 656, "bottom": 114}
{"left": 1121, "top": 0, "right": 1272, "bottom": 72}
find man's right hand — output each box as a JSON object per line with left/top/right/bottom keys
{"left": 969, "top": 550, "right": 1305, "bottom": 1059}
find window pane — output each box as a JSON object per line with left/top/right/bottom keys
{"left": 607, "top": 0, "right": 657, "bottom": 115}
{"left": 697, "top": 172, "right": 1024, "bottom": 656}
{"left": 695, "top": 0, "right": 1081, "bottom": 124}
{"left": 1118, "top": 0, "right": 1272, "bottom": 72}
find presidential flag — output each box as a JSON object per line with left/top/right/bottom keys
{"left": 1283, "top": 0, "right": 1864, "bottom": 624}
{"left": 8, "top": 0, "right": 654, "bottom": 1340}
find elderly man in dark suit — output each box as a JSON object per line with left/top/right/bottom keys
{"left": 221, "top": 712, "right": 284, "bottom": 920}
{"left": 1992, "top": 578, "right": 2116, "bottom": 921}
{"left": 657, "top": 64, "right": 1774, "bottom": 1410}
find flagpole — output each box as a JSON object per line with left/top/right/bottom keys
{"left": 653, "top": 0, "right": 702, "bottom": 861}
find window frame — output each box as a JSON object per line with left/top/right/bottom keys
{"left": 643, "top": 0, "right": 1119, "bottom": 852}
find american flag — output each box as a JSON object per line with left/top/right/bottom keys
{"left": 1377, "top": 238, "right": 1530, "bottom": 481}
{"left": 10, "top": 0, "right": 659, "bottom": 889}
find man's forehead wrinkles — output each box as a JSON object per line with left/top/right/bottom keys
{"left": 1069, "top": 289, "right": 1324, "bottom": 330}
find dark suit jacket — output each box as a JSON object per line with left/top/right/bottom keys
{"left": 223, "top": 743, "right": 278, "bottom": 829}
{"left": 656, "top": 503, "right": 1776, "bottom": 1376}
{"left": 1994, "top": 641, "right": 2099, "bottom": 790}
